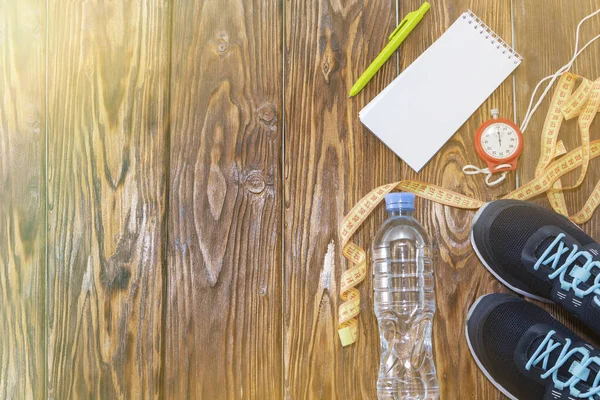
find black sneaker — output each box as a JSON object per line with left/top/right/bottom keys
{"left": 467, "top": 293, "right": 600, "bottom": 400}
{"left": 470, "top": 199, "right": 600, "bottom": 335}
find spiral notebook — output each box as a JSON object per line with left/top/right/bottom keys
{"left": 360, "top": 10, "right": 522, "bottom": 172}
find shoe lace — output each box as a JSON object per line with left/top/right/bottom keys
{"left": 534, "top": 233, "right": 600, "bottom": 306}
{"left": 526, "top": 330, "right": 600, "bottom": 397}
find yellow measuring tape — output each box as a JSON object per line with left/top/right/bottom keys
{"left": 338, "top": 72, "right": 600, "bottom": 346}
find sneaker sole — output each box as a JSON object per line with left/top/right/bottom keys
{"left": 470, "top": 203, "right": 552, "bottom": 304}
{"left": 465, "top": 295, "right": 518, "bottom": 400}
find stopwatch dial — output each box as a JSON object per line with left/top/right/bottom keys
{"left": 480, "top": 123, "right": 519, "bottom": 159}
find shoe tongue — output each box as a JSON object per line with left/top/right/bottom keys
{"left": 535, "top": 236, "right": 558, "bottom": 257}
{"left": 528, "top": 335, "right": 600, "bottom": 394}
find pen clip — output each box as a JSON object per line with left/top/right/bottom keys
{"left": 389, "top": 2, "right": 429, "bottom": 41}
{"left": 389, "top": 14, "right": 412, "bottom": 41}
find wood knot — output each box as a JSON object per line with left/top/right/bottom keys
{"left": 111, "top": 267, "right": 131, "bottom": 289}
{"left": 245, "top": 170, "right": 266, "bottom": 194}
{"left": 27, "top": 184, "right": 40, "bottom": 209}
{"left": 322, "top": 59, "right": 331, "bottom": 81}
{"left": 256, "top": 103, "right": 276, "bottom": 123}
{"left": 211, "top": 33, "right": 231, "bottom": 58}
{"left": 318, "top": 20, "right": 343, "bottom": 84}
{"left": 25, "top": 105, "right": 42, "bottom": 136}
{"left": 101, "top": 265, "right": 131, "bottom": 291}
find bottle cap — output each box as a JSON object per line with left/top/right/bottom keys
{"left": 384, "top": 192, "right": 415, "bottom": 212}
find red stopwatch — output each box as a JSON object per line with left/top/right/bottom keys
{"left": 474, "top": 109, "right": 524, "bottom": 172}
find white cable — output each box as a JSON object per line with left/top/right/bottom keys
{"left": 462, "top": 164, "right": 512, "bottom": 186}
{"left": 521, "top": 9, "right": 600, "bottom": 130}
{"left": 521, "top": 33, "right": 600, "bottom": 131}
{"left": 520, "top": 9, "right": 600, "bottom": 133}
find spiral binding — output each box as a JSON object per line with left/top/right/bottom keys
{"left": 462, "top": 10, "right": 523, "bottom": 64}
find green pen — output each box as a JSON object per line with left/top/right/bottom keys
{"left": 348, "top": 2, "right": 430, "bottom": 98}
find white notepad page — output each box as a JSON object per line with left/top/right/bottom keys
{"left": 359, "top": 11, "right": 522, "bottom": 172}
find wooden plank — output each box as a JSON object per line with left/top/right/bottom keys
{"left": 0, "top": 1, "right": 46, "bottom": 399}
{"left": 165, "top": 0, "right": 283, "bottom": 398}
{"left": 397, "top": 1, "right": 515, "bottom": 398}
{"left": 283, "top": 0, "right": 403, "bottom": 397}
{"left": 46, "top": 2, "right": 169, "bottom": 398}
{"left": 514, "top": 1, "right": 600, "bottom": 337}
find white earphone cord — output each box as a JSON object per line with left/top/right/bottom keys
{"left": 520, "top": 8, "right": 600, "bottom": 133}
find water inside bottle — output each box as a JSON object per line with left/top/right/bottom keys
{"left": 372, "top": 195, "right": 439, "bottom": 400}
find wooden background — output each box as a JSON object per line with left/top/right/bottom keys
{"left": 1, "top": 0, "right": 599, "bottom": 398}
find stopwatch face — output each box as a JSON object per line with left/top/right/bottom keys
{"left": 480, "top": 122, "right": 520, "bottom": 159}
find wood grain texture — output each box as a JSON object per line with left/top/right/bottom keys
{"left": 514, "top": 0, "right": 600, "bottom": 341}
{"left": 165, "top": 0, "right": 282, "bottom": 398}
{"left": 397, "top": 1, "right": 515, "bottom": 398}
{"left": 46, "top": 1, "right": 169, "bottom": 398}
{"left": 285, "top": 0, "right": 517, "bottom": 398}
{"left": 3, "top": 1, "right": 600, "bottom": 399}
{"left": 283, "top": 0, "right": 403, "bottom": 397}
{"left": 0, "top": 1, "right": 46, "bottom": 399}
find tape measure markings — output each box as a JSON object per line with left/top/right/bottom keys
{"left": 338, "top": 73, "right": 600, "bottom": 346}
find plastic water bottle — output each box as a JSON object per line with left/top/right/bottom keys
{"left": 372, "top": 193, "right": 439, "bottom": 400}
